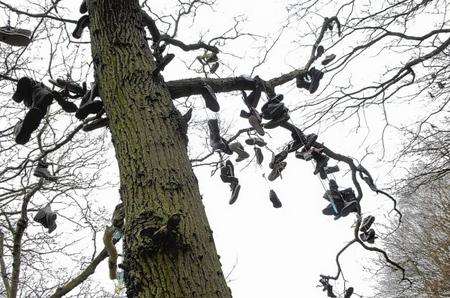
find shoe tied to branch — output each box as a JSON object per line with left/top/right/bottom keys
{"left": 269, "top": 189, "right": 282, "bottom": 208}
{"left": 344, "top": 287, "right": 354, "bottom": 298}
{"left": 54, "top": 78, "right": 86, "bottom": 96}
{"left": 79, "top": 0, "right": 88, "bottom": 14}
{"left": 360, "top": 215, "right": 375, "bottom": 232}
{"left": 248, "top": 108, "right": 265, "bottom": 136}
{"left": 208, "top": 119, "right": 232, "bottom": 155}
{"left": 313, "top": 153, "right": 329, "bottom": 177}
{"left": 72, "top": 15, "right": 90, "bottom": 39}
{"left": 76, "top": 84, "right": 103, "bottom": 120}
{"left": 53, "top": 91, "right": 78, "bottom": 113}
{"left": 324, "top": 165, "right": 339, "bottom": 174}
{"left": 34, "top": 160, "right": 58, "bottom": 182}
{"left": 210, "top": 62, "right": 219, "bottom": 74}
{"left": 264, "top": 111, "right": 290, "bottom": 129}
{"left": 269, "top": 150, "right": 288, "bottom": 169}
{"left": 229, "top": 142, "right": 250, "bottom": 162}
{"left": 229, "top": 183, "right": 241, "bottom": 205}
{"left": 322, "top": 54, "right": 336, "bottom": 65}
{"left": 322, "top": 204, "right": 337, "bottom": 216}
{"left": 200, "top": 83, "right": 220, "bottom": 112}
{"left": 254, "top": 147, "right": 264, "bottom": 165}
{"left": 14, "top": 107, "right": 46, "bottom": 145}
{"left": 304, "top": 133, "right": 318, "bottom": 150}
{"left": 360, "top": 228, "right": 376, "bottom": 244}
{"left": 308, "top": 67, "right": 324, "bottom": 94}
{"left": 31, "top": 83, "right": 54, "bottom": 111}
{"left": 34, "top": 204, "right": 57, "bottom": 233}
{"left": 268, "top": 161, "right": 287, "bottom": 181}
{"left": 338, "top": 200, "right": 359, "bottom": 218}
{"left": 0, "top": 26, "right": 32, "bottom": 47}
{"left": 245, "top": 137, "right": 266, "bottom": 147}
{"left": 326, "top": 284, "right": 337, "bottom": 298}
{"left": 13, "top": 77, "right": 35, "bottom": 106}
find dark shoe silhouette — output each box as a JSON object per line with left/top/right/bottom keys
{"left": 360, "top": 228, "right": 376, "bottom": 243}
{"left": 34, "top": 205, "right": 57, "bottom": 233}
{"left": 268, "top": 161, "right": 286, "bottom": 181}
{"left": 13, "top": 77, "right": 35, "bottom": 106}
{"left": 245, "top": 88, "right": 261, "bottom": 108}
{"left": 308, "top": 67, "right": 324, "bottom": 94}
{"left": 254, "top": 147, "right": 263, "bottom": 165}
{"left": 53, "top": 91, "right": 78, "bottom": 113}
{"left": 208, "top": 119, "right": 231, "bottom": 154}
{"left": 210, "top": 62, "right": 219, "bottom": 73}
{"left": 0, "top": 26, "right": 31, "bottom": 47}
{"left": 304, "top": 133, "right": 318, "bottom": 149}
{"left": 32, "top": 84, "right": 54, "bottom": 110}
{"left": 322, "top": 204, "right": 337, "bottom": 216}
{"left": 76, "top": 85, "right": 103, "bottom": 120}
{"left": 245, "top": 137, "right": 266, "bottom": 147}
{"left": 14, "top": 107, "right": 46, "bottom": 145}
{"left": 326, "top": 284, "right": 336, "bottom": 297}
{"left": 83, "top": 117, "right": 108, "bottom": 131}
{"left": 200, "top": 83, "right": 220, "bottom": 112}
{"left": 264, "top": 112, "right": 290, "bottom": 129}
{"left": 322, "top": 54, "right": 336, "bottom": 65}
{"left": 269, "top": 189, "right": 282, "bottom": 208}
{"left": 316, "top": 45, "right": 324, "bottom": 58}
{"left": 248, "top": 114, "right": 265, "bottom": 136}
{"left": 229, "top": 142, "right": 250, "bottom": 162}
{"left": 324, "top": 165, "right": 339, "bottom": 174}
{"left": 360, "top": 215, "right": 375, "bottom": 232}
{"left": 340, "top": 187, "right": 356, "bottom": 202}
{"left": 270, "top": 150, "right": 288, "bottom": 169}
{"left": 313, "top": 154, "right": 329, "bottom": 176}
{"left": 229, "top": 184, "right": 241, "bottom": 205}
{"left": 79, "top": 0, "right": 88, "bottom": 14}
{"left": 344, "top": 287, "right": 354, "bottom": 298}
{"left": 34, "top": 160, "right": 57, "bottom": 182}
{"left": 54, "top": 78, "right": 85, "bottom": 96}
{"left": 340, "top": 200, "right": 359, "bottom": 217}
{"left": 72, "top": 15, "right": 90, "bottom": 39}
{"left": 296, "top": 73, "right": 310, "bottom": 89}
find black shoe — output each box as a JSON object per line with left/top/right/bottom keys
{"left": 304, "top": 133, "right": 318, "bottom": 149}
{"left": 200, "top": 83, "right": 220, "bottom": 112}
{"left": 360, "top": 215, "right": 375, "bottom": 232}
{"left": 324, "top": 165, "right": 339, "bottom": 174}
{"left": 53, "top": 92, "right": 78, "bottom": 113}
{"left": 340, "top": 200, "right": 359, "bottom": 217}
{"left": 313, "top": 154, "right": 329, "bottom": 176}
{"left": 208, "top": 119, "right": 231, "bottom": 154}
{"left": 34, "top": 205, "right": 57, "bottom": 233}
{"left": 13, "top": 77, "right": 35, "bottom": 106}
{"left": 316, "top": 45, "right": 324, "bottom": 58}
{"left": 254, "top": 147, "right": 264, "bottom": 165}
{"left": 261, "top": 102, "right": 286, "bottom": 120}
{"left": 245, "top": 88, "right": 262, "bottom": 109}
{"left": 296, "top": 73, "right": 310, "bottom": 89}
{"left": 34, "top": 160, "right": 57, "bottom": 182}
{"left": 229, "top": 184, "right": 241, "bottom": 205}
{"left": 14, "top": 107, "right": 46, "bottom": 145}
{"left": 360, "top": 228, "right": 376, "bottom": 243}
{"left": 269, "top": 94, "right": 284, "bottom": 103}
{"left": 229, "top": 142, "right": 250, "bottom": 162}
{"left": 264, "top": 112, "right": 290, "bottom": 129}
{"left": 83, "top": 117, "right": 109, "bottom": 131}
{"left": 269, "top": 189, "right": 282, "bottom": 208}
{"left": 270, "top": 150, "right": 288, "bottom": 169}
{"left": 210, "top": 62, "right": 219, "bottom": 74}
{"left": 79, "top": 0, "right": 88, "bottom": 13}
{"left": 75, "top": 84, "right": 102, "bottom": 120}
{"left": 322, "top": 54, "right": 336, "bottom": 65}
{"left": 240, "top": 110, "right": 251, "bottom": 119}
{"left": 322, "top": 204, "right": 336, "bottom": 216}
{"left": 268, "top": 161, "right": 286, "bottom": 181}
{"left": 344, "top": 287, "right": 354, "bottom": 298}
{"left": 326, "top": 285, "right": 336, "bottom": 298}
{"left": 308, "top": 67, "right": 324, "bottom": 94}
{"left": 245, "top": 137, "right": 266, "bottom": 147}
{"left": 72, "top": 15, "right": 90, "bottom": 39}
{"left": 328, "top": 179, "right": 339, "bottom": 191}
{"left": 248, "top": 114, "right": 265, "bottom": 136}
{"left": 54, "top": 78, "right": 85, "bottom": 96}
{"left": 0, "top": 26, "right": 32, "bottom": 47}
{"left": 340, "top": 187, "right": 356, "bottom": 202}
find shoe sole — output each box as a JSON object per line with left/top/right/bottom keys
{"left": 0, "top": 31, "right": 31, "bottom": 47}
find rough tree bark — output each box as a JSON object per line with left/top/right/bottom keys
{"left": 88, "top": 0, "right": 231, "bottom": 297}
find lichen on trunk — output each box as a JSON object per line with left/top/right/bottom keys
{"left": 88, "top": 0, "right": 231, "bottom": 296}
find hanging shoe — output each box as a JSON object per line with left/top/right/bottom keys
{"left": 248, "top": 114, "right": 265, "bottom": 136}
{"left": 316, "top": 45, "right": 324, "bottom": 58}
{"left": 54, "top": 78, "right": 86, "bottom": 96}
{"left": 360, "top": 228, "right": 376, "bottom": 243}
{"left": 313, "top": 154, "right": 329, "bottom": 176}
{"left": 53, "top": 91, "right": 78, "bottom": 113}
{"left": 75, "top": 85, "right": 103, "bottom": 120}
{"left": 229, "top": 142, "right": 250, "bottom": 162}
{"left": 340, "top": 187, "right": 356, "bottom": 202}
{"left": 322, "top": 204, "right": 336, "bottom": 216}
{"left": 308, "top": 67, "right": 324, "bottom": 94}
{"left": 246, "top": 88, "right": 261, "bottom": 109}
{"left": 83, "top": 117, "right": 109, "bottom": 131}
{"left": 326, "top": 284, "right": 337, "bottom": 298}
{"left": 339, "top": 200, "right": 359, "bottom": 218}
{"left": 268, "top": 161, "right": 287, "bottom": 181}
{"left": 296, "top": 73, "right": 310, "bottom": 90}
{"left": 14, "top": 107, "right": 46, "bottom": 145}
{"left": 34, "top": 160, "right": 57, "bottom": 182}
{"left": 240, "top": 110, "right": 251, "bottom": 119}
{"left": 304, "top": 133, "right": 318, "bottom": 149}
{"left": 34, "top": 205, "right": 57, "bottom": 233}
{"left": 12, "top": 77, "right": 35, "bottom": 106}
{"left": 324, "top": 165, "right": 339, "bottom": 174}
{"left": 200, "top": 83, "right": 220, "bottom": 112}
{"left": 72, "top": 15, "right": 90, "bottom": 39}
{"left": 254, "top": 147, "right": 264, "bottom": 165}
{"left": 208, "top": 119, "right": 232, "bottom": 154}
{"left": 264, "top": 113, "right": 290, "bottom": 129}
{"left": 360, "top": 215, "right": 375, "bottom": 232}
{"left": 79, "top": 0, "right": 88, "bottom": 14}
{"left": 322, "top": 54, "right": 336, "bottom": 65}
{"left": 31, "top": 83, "right": 54, "bottom": 111}
{"left": 344, "top": 287, "right": 354, "bottom": 298}
{"left": 0, "top": 26, "right": 32, "bottom": 47}
{"left": 210, "top": 62, "right": 219, "bottom": 74}
{"left": 206, "top": 52, "right": 218, "bottom": 63}
{"left": 269, "top": 189, "right": 282, "bottom": 208}
{"left": 229, "top": 184, "right": 241, "bottom": 205}
{"left": 245, "top": 137, "right": 266, "bottom": 147}
{"left": 269, "top": 150, "right": 288, "bottom": 169}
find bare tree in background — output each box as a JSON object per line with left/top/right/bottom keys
{"left": 0, "top": 0, "right": 447, "bottom": 297}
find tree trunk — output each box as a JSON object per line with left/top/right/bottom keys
{"left": 88, "top": 1, "right": 231, "bottom": 297}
